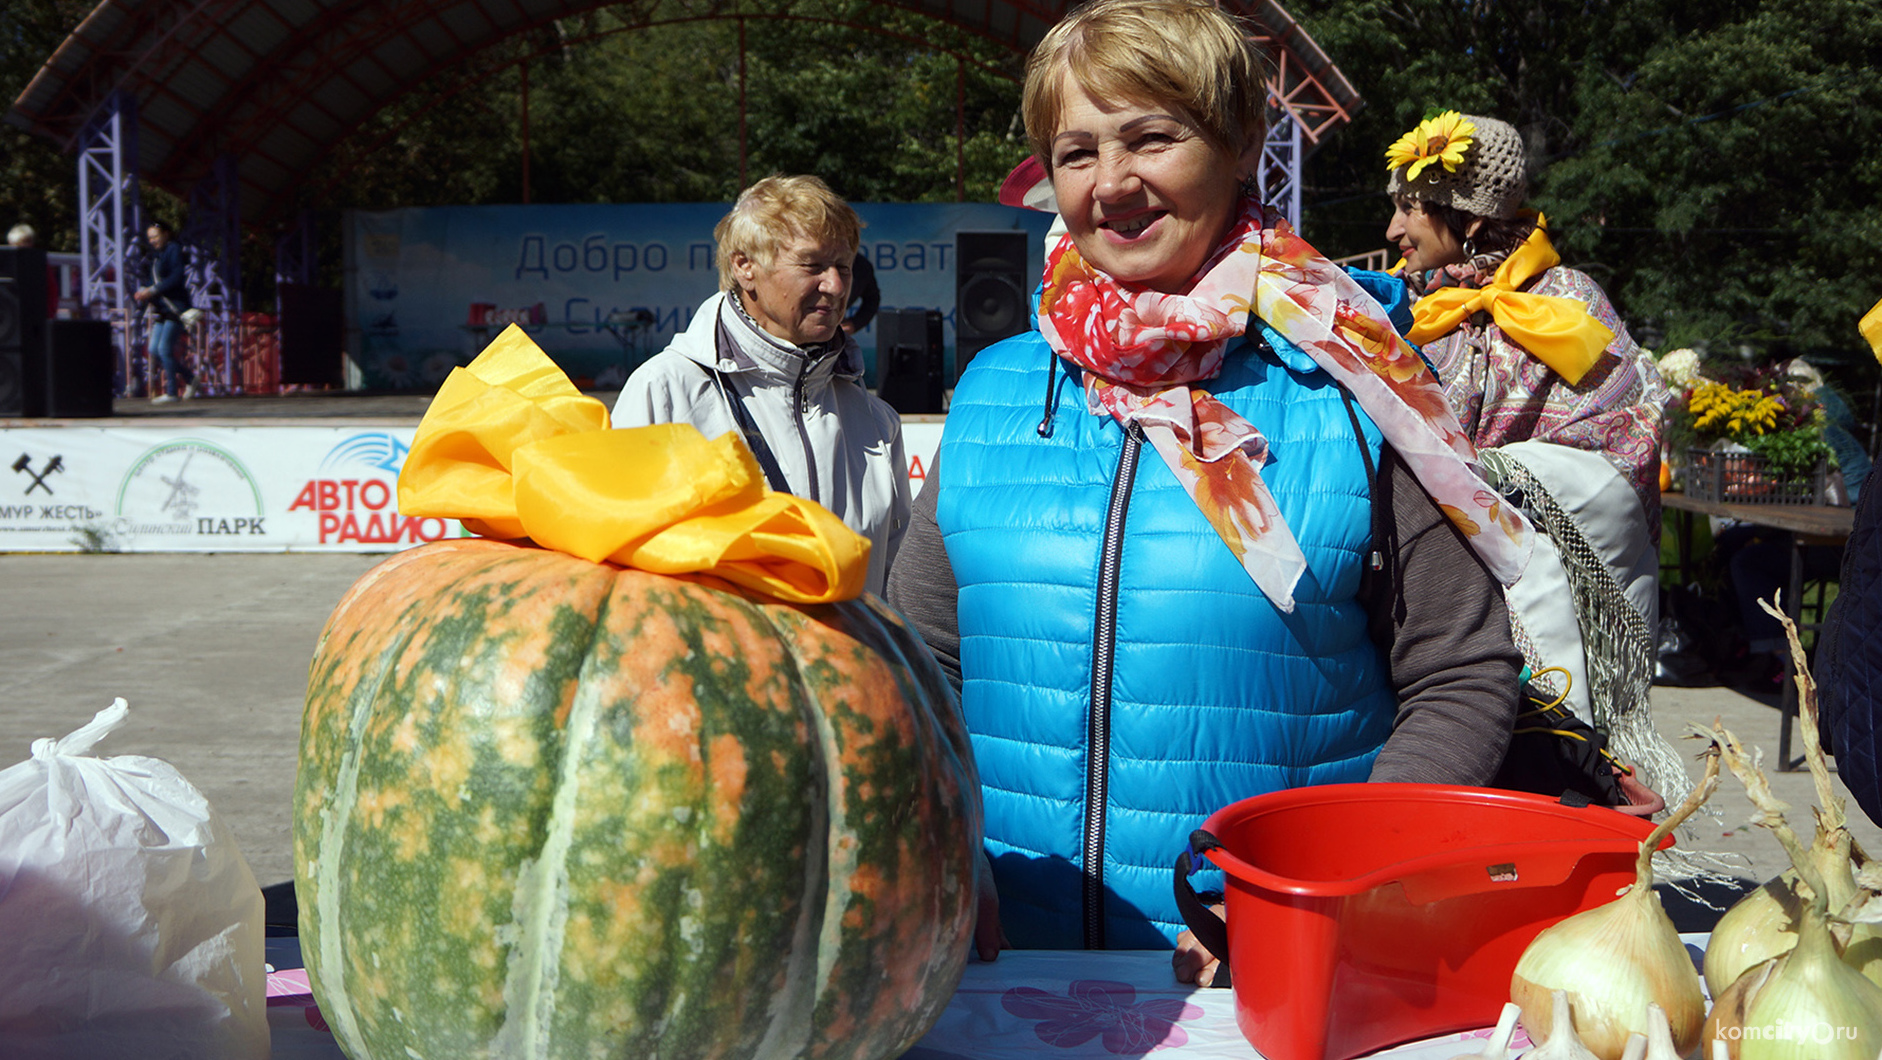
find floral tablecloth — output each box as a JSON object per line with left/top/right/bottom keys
{"left": 265, "top": 936, "right": 1710, "bottom": 1059}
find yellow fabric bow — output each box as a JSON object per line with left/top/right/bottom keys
{"left": 1861, "top": 296, "right": 1882, "bottom": 365}
{"left": 1407, "top": 216, "right": 1617, "bottom": 386}
{"left": 397, "top": 325, "right": 868, "bottom": 603}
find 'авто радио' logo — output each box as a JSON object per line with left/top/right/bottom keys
{"left": 289, "top": 431, "right": 451, "bottom": 545}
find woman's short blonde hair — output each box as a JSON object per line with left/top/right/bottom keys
{"left": 714, "top": 175, "right": 863, "bottom": 291}
{"left": 1022, "top": 0, "right": 1272, "bottom": 170}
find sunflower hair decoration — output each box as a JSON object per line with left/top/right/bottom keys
{"left": 1384, "top": 111, "right": 1477, "bottom": 181}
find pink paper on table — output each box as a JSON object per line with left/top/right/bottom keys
{"left": 267, "top": 967, "right": 312, "bottom": 1000}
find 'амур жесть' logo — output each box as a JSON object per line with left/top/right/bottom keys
{"left": 290, "top": 431, "right": 452, "bottom": 546}
{"left": 114, "top": 440, "right": 266, "bottom": 542}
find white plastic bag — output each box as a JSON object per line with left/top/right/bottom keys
{"left": 0, "top": 699, "right": 269, "bottom": 1059}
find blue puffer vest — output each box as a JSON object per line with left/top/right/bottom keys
{"left": 937, "top": 323, "right": 1395, "bottom": 949}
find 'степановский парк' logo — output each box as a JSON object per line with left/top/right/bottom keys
{"left": 115, "top": 440, "right": 265, "bottom": 540}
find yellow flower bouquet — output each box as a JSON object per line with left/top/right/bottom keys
{"left": 1665, "top": 358, "right": 1831, "bottom": 505}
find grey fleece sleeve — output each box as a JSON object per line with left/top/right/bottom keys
{"left": 1363, "top": 448, "right": 1522, "bottom": 785}
{"left": 884, "top": 461, "right": 963, "bottom": 695}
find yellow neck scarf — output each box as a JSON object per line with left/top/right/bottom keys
{"left": 396, "top": 325, "right": 869, "bottom": 603}
{"left": 1407, "top": 216, "right": 1615, "bottom": 386}
{"left": 1861, "top": 295, "right": 1882, "bottom": 365}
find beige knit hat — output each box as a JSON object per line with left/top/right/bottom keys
{"left": 1386, "top": 113, "right": 1528, "bottom": 220}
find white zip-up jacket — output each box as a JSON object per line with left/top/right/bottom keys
{"left": 612, "top": 291, "right": 910, "bottom": 595}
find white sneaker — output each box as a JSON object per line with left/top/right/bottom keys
{"left": 151, "top": 394, "right": 176, "bottom": 404}
{"left": 180, "top": 384, "right": 197, "bottom": 400}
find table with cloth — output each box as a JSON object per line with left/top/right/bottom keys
{"left": 263, "top": 936, "right": 1714, "bottom": 1059}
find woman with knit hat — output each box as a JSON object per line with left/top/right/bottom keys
{"left": 1385, "top": 111, "right": 1680, "bottom": 815}
{"left": 1385, "top": 111, "right": 1668, "bottom": 519}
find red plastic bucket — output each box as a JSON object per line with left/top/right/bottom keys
{"left": 1186, "top": 783, "right": 1664, "bottom": 1060}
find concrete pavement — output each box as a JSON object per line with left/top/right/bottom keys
{"left": 2, "top": 551, "right": 1876, "bottom": 928}
{"left": 1, "top": 552, "right": 381, "bottom": 890}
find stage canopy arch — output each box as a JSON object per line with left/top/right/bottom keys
{"left": 11, "top": 0, "right": 1358, "bottom": 223}
{"left": 6, "top": 0, "right": 1360, "bottom": 390}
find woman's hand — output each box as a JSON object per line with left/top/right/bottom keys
{"left": 1172, "top": 904, "right": 1224, "bottom": 985}
{"left": 133, "top": 287, "right": 152, "bottom": 303}
{"left": 974, "top": 851, "right": 1009, "bottom": 961}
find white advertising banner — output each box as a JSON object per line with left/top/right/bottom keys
{"left": 1, "top": 420, "right": 946, "bottom": 554}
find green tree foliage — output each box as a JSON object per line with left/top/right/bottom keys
{"left": 1287, "top": 0, "right": 1610, "bottom": 256}
{"left": 1293, "top": 0, "right": 1882, "bottom": 373}
{"left": 736, "top": 3, "right": 1028, "bottom": 203}
{"left": 1, "top": 0, "right": 93, "bottom": 251}
{"left": 1542, "top": 0, "right": 1882, "bottom": 365}
{"left": 304, "top": 0, "right": 1028, "bottom": 211}
{"left": 10, "top": 0, "right": 1876, "bottom": 375}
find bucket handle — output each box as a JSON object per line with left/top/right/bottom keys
{"left": 1173, "top": 829, "right": 1233, "bottom": 989}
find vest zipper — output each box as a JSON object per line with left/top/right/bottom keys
{"left": 1083, "top": 418, "right": 1143, "bottom": 949}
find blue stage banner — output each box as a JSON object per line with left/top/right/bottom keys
{"left": 344, "top": 203, "right": 1054, "bottom": 392}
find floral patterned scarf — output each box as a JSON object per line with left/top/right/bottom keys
{"left": 1038, "top": 197, "right": 1531, "bottom": 612}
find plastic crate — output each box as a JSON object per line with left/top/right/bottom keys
{"left": 1683, "top": 448, "right": 1826, "bottom": 505}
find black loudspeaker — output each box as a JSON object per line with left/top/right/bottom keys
{"left": 45, "top": 319, "right": 114, "bottom": 417}
{"left": 279, "top": 283, "right": 344, "bottom": 387}
{"left": 876, "top": 308, "right": 945, "bottom": 414}
{"left": 0, "top": 246, "right": 49, "bottom": 417}
{"left": 954, "top": 230, "right": 1029, "bottom": 379}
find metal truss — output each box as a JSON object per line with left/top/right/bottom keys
{"left": 1241, "top": 0, "right": 1360, "bottom": 146}
{"left": 182, "top": 153, "right": 243, "bottom": 393}
{"left": 1257, "top": 39, "right": 1357, "bottom": 145}
{"left": 76, "top": 90, "right": 145, "bottom": 397}
{"left": 1259, "top": 107, "right": 1303, "bottom": 229}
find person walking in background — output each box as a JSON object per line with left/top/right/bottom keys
{"left": 134, "top": 220, "right": 196, "bottom": 403}
{"left": 612, "top": 175, "right": 909, "bottom": 595}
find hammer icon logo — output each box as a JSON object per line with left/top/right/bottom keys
{"left": 12, "top": 454, "right": 64, "bottom": 496}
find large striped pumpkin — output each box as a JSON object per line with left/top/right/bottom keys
{"left": 294, "top": 538, "right": 980, "bottom": 1060}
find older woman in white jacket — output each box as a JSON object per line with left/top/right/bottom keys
{"left": 613, "top": 175, "right": 909, "bottom": 594}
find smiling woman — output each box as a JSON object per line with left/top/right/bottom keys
{"left": 1381, "top": 111, "right": 1668, "bottom": 520}
{"left": 1378, "top": 112, "right": 1678, "bottom": 815}
{"left": 1019, "top": 0, "right": 1263, "bottom": 293}
{"left": 1044, "top": 84, "right": 1244, "bottom": 292}
{"left": 886, "top": 0, "right": 1536, "bottom": 986}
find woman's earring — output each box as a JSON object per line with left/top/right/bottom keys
{"left": 1463, "top": 238, "right": 1480, "bottom": 261}
{"left": 1237, "top": 174, "right": 1260, "bottom": 199}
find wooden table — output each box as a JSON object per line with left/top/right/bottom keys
{"left": 1661, "top": 491, "right": 1854, "bottom": 769}
{"left": 1661, "top": 490, "right": 1853, "bottom": 540}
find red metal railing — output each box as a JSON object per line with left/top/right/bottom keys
{"left": 238, "top": 311, "right": 280, "bottom": 394}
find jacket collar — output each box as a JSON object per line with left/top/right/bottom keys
{"left": 672, "top": 291, "right": 864, "bottom": 385}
